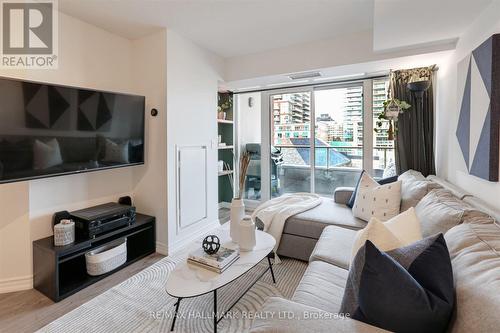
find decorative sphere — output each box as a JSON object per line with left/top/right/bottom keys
{"left": 202, "top": 235, "right": 220, "bottom": 255}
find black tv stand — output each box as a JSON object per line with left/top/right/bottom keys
{"left": 33, "top": 213, "right": 156, "bottom": 302}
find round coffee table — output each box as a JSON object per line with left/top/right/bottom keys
{"left": 166, "top": 226, "right": 276, "bottom": 332}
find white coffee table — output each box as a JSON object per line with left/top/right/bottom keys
{"left": 166, "top": 225, "right": 276, "bottom": 332}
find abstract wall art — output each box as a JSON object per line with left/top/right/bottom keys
{"left": 456, "top": 34, "right": 500, "bottom": 182}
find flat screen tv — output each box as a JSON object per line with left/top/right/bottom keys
{"left": 0, "top": 77, "right": 145, "bottom": 183}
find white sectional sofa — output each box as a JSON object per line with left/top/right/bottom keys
{"left": 250, "top": 173, "right": 500, "bottom": 332}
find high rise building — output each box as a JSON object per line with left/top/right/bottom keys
{"left": 272, "top": 93, "right": 311, "bottom": 144}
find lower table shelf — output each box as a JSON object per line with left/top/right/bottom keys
{"left": 33, "top": 213, "right": 156, "bottom": 302}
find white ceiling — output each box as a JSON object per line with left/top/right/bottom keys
{"left": 59, "top": 0, "right": 493, "bottom": 59}
{"left": 373, "top": 0, "right": 494, "bottom": 51}
{"left": 59, "top": 0, "right": 374, "bottom": 58}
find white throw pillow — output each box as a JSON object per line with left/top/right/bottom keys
{"left": 33, "top": 138, "right": 63, "bottom": 170}
{"left": 383, "top": 207, "right": 422, "bottom": 245}
{"left": 351, "top": 208, "right": 423, "bottom": 260}
{"left": 352, "top": 172, "right": 401, "bottom": 222}
{"left": 351, "top": 219, "right": 404, "bottom": 260}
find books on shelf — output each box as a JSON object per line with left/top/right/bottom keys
{"left": 188, "top": 246, "right": 239, "bottom": 273}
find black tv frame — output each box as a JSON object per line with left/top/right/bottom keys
{"left": 0, "top": 76, "right": 146, "bottom": 184}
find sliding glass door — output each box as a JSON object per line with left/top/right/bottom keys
{"left": 313, "top": 84, "right": 364, "bottom": 195}
{"left": 235, "top": 76, "right": 390, "bottom": 203}
{"left": 269, "top": 88, "right": 313, "bottom": 197}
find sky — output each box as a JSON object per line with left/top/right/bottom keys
{"left": 314, "top": 88, "right": 350, "bottom": 123}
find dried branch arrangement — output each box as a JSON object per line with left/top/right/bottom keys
{"left": 237, "top": 151, "right": 251, "bottom": 199}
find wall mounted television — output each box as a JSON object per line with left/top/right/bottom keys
{"left": 0, "top": 77, "right": 145, "bottom": 184}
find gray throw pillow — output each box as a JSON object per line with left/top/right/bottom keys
{"left": 33, "top": 138, "right": 63, "bottom": 170}
{"left": 340, "top": 234, "right": 454, "bottom": 333}
{"left": 102, "top": 139, "right": 129, "bottom": 164}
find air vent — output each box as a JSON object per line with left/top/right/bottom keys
{"left": 287, "top": 71, "right": 322, "bottom": 80}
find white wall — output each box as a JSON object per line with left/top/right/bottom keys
{"left": 165, "top": 31, "right": 224, "bottom": 252}
{"left": 436, "top": 0, "right": 500, "bottom": 207}
{"left": 225, "top": 30, "right": 455, "bottom": 82}
{"left": 131, "top": 30, "right": 168, "bottom": 254}
{"left": 0, "top": 14, "right": 168, "bottom": 292}
{"left": 237, "top": 92, "right": 261, "bottom": 150}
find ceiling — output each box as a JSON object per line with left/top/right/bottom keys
{"left": 59, "top": 0, "right": 374, "bottom": 58}
{"left": 59, "top": 0, "right": 493, "bottom": 59}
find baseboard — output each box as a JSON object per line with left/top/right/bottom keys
{"left": 0, "top": 275, "right": 32, "bottom": 294}
{"left": 156, "top": 241, "right": 168, "bottom": 255}
{"left": 168, "top": 219, "right": 221, "bottom": 255}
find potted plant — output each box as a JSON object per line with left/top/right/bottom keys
{"left": 374, "top": 98, "right": 411, "bottom": 140}
{"left": 217, "top": 94, "right": 233, "bottom": 120}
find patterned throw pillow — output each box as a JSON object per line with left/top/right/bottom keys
{"left": 352, "top": 172, "right": 401, "bottom": 222}
{"left": 347, "top": 171, "right": 398, "bottom": 208}
{"left": 340, "top": 234, "right": 455, "bottom": 333}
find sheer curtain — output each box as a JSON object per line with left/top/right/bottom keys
{"left": 392, "top": 66, "right": 436, "bottom": 176}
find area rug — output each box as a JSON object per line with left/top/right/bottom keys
{"left": 37, "top": 254, "right": 307, "bottom": 333}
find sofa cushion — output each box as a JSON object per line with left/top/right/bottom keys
{"left": 341, "top": 235, "right": 454, "bottom": 333}
{"left": 310, "top": 225, "right": 357, "bottom": 269}
{"left": 444, "top": 222, "right": 500, "bottom": 333}
{"left": 399, "top": 170, "right": 441, "bottom": 212}
{"left": 249, "top": 297, "right": 389, "bottom": 333}
{"left": 415, "top": 189, "right": 479, "bottom": 237}
{"left": 292, "top": 260, "right": 348, "bottom": 314}
{"left": 352, "top": 172, "right": 402, "bottom": 222}
{"left": 284, "top": 197, "right": 366, "bottom": 239}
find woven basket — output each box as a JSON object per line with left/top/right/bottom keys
{"left": 85, "top": 238, "right": 127, "bottom": 276}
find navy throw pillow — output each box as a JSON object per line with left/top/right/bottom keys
{"left": 341, "top": 234, "right": 454, "bottom": 333}
{"left": 346, "top": 172, "right": 398, "bottom": 208}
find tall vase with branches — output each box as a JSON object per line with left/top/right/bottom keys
{"left": 230, "top": 151, "right": 251, "bottom": 243}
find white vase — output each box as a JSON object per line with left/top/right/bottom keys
{"left": 230, "top": 198, "right": 245, "bottom": 243}
{"left": 238, "top": 216, "right": 256, "bottom": 251}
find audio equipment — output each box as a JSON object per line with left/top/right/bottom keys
{"left": 70, "top": 202, "right": 136, "bottom": 239}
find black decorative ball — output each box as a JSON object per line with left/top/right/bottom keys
{"left": 202, "top": 235, "right": 220, "bottom": 255}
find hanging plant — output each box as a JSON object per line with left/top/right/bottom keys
{"left": 374, "top": 71, "right": 411, "bottom": 140}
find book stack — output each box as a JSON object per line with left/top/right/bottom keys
{"left": 188, "top": 247, "right": 239, "bottom": 273}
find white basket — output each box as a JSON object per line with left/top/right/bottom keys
{"left": 85, "top": 238, "right": 127, "bottom": 276}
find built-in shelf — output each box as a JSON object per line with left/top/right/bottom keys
{"left": 217, "top": 119, "right": 234, "bottom": 124}
{"left": 218, "top": 170, "right": 234, "bottom": 176}
{"left": 218, "top": 145, "right": 234, "bottom": 150}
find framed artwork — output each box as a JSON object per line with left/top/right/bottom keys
{"left": 456, "top": 34, "right": 500, "bottom": 181}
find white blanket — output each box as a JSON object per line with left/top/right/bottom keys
{"left": 251, "top": 193, "right": 321, "bottom": 259}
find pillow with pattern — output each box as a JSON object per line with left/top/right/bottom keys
{"left": 352, "top": 172, "right": 401, "bottom": 222}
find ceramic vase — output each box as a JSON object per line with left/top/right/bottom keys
{"left": 238, "top": 216, "right": 256, "bottom": 251}
{"left": 230, "top": 198, "right": 245, "bottom": 243}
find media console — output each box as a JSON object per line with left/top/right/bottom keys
{"left": 33, "top": 213, "right": 155, "bottom": 302}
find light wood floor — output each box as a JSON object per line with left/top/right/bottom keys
{"left": 0, "top": 253, "right": 164, "bottom": 333}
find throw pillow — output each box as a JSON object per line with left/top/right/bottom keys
{"left": 347, "top": 171, "right": 398, "bottom": 208}
{"left": 351, "top": 207, "right": 422, "bottom": 260}
{"left": 352, "top": 172, "right": 401, "bottom": 222}
{"left": 33, "top": 138, "right": 63, "bottom": 170}
{"left": 102, "top": 139, "right": 129, "bottom": 164}
{"left": 350, "top": 218, "right": 404, "bottom": 260}
{"left": 383, "top": 207, "right": 422, "bottom": 245}
{"left": 341, "top": 234, "right": 455, "bottom": 333}
{"left": 398, "top": 170, "right": 441, "bottom": 212}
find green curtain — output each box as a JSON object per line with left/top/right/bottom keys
{"left": 392, "top": 67, "right": 436, "bottom": 177}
